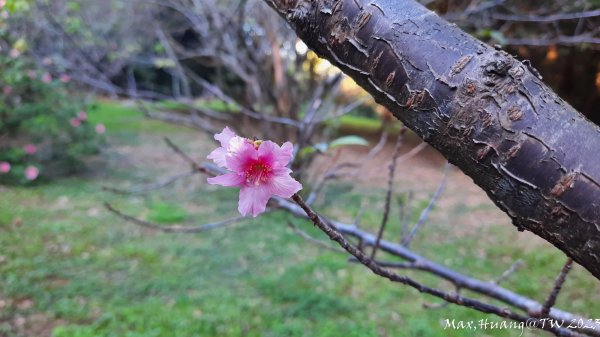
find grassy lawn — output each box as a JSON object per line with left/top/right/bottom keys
{"left": 1, "top": 101, "right": 599, "bottom": 337}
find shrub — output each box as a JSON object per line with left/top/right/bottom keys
{"left": 0, "top": 50, "right": 105, "bottom": 185}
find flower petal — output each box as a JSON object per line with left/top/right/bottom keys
{"left": 278, "top": 141, "right": 294, "bottom": 167}
{"left": 257, "top": 140, "right": 277, "bottom": 167}
{"left": 238, "top": 185, "right": 271, "bottom": 217}
{"left": 207, "top": 173, "right": 245, "bottom": 187}
{"left": 225, "top": 141, "right": 256, "bottom": 173}
{"left": 214, "top": 126, "right": 237, "bottom": 148}
{"left": 207, "top": 147, "right": 228, "bottom": 167}
{"left": 266, "top": 168, "right": 302, "bottom": 198}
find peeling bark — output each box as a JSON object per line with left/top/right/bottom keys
{"left": 265, "top": 0, "right": 600, "bottom": 280}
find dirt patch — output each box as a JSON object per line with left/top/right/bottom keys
{"left": 0, "top": 296, "right": 67, "bottom": 337}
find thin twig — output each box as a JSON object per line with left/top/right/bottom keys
{"left": 542, "top": 258, "right": 574, "bottom": 317}
{"left": 102, "top": 170, "right": 198, "bottom": 195}
{"left": 104, "top": 202, "right": 248, "bottom": 233}
{"left": 402, "top": 162, "right": 451, "bottom": 247}
{"left": 290, "top": 194, "right": 581, "bottom": 337}
{"left": 423, "top": 285, "right": 459, "bottom": 310}
{"left": 494, "top": 260, "right": 525, "bottom": 285}
{"left": 492, "top": 9, "right": 600, "bottom": 23}
{"left": 164, "top": 137, "right": 210, "bottom": 174}
{"left": 398, "top": 190, "right": 413, "bottom": 241}
{"left": 275, "top": 195, "right": 599, "bottom": 336}
{"left": 371, "top": 131, "right": 405, "bottom": 259}
{"left": 288, "top": 222, "right": 345, "bottom": 253}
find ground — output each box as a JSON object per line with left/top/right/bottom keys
{"left": 1, "top": 101, "right": 599, "bottom": 337}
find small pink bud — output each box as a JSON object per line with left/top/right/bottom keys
{"left": 27, "top": 70, "right": 37, "bottom": 80}
{"left": 24, "top": 166, "right": 39, "bottom": 181}
{"left": 2, "top": 86, "right": 12, "bottom": 95}
{"left": 24, "top": 144, "right": 37, "bottom": 155}
{"left": 77, "top": 111, "right": 88, "bottom": 121}
{"left": 0, "top": 161, "right": 10, "bottom": 174}
{"left": 95, "top": 123, "right": 106, "bottom": 134}
{"left": 60, "top": 74, "right": 71, "bottom": 83}
{"left": 70, "top": 118, "right": 81, "bottom": 127}
{"left": 41, "top": 73, "right": 52, "bottom": 84}
{"left": 9, "top": 49, "right": 19, "bottom": 58}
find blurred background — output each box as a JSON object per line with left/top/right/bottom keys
{"left": 1, "top": 0, "right": 600, "bottom": 336}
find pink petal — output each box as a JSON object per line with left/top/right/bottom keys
{"left": 238, "top": 185, "right": 271, "bottom": 217}
{"left": 0, "top": 161, "right": 10, "bottom": 173}
{"left": 207, "top": 173, "right": 245, "bottom": 187}
{"left": 95, "top": 124, "right": 106, "bottom": 134}
{"left": 207, "top": 147, "right": 228, "bottom": 168}
{"left": 214, "top": 126, "right": 236, "bottom": 148}
{"left": 278, "top": 141, "right": 294, "bottom": 166}
{"left": 225, "top": 141, "right": 257, "bottom": 173}
{"left": 266, "top": 168, "right": 302, "bottom": 198}
{"left": 24, "top": 144, "right": 37, "bottom": 155}
{"left": 24, "top": 166, "right": 39, "bottom": 181}
{"left": 257, "top": 141, "right": 277, "bottom": 167}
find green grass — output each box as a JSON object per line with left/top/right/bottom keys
{"left": 1, "top": 101, "right": 599, "bottom": 337}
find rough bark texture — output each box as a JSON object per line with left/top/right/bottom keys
{"left": 265, "top": 0, "right": 600, "bottom": 279}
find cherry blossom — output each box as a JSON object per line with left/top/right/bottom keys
{"left": 77, "top": 111, "right": 88, "bottom": 121}
{"left": 24, "top": 166, "right": 39, "bottom": 181}
{"left": 41, "top": 73, "right": 52, "bottom": 83}
{"left": 207, "top": 127, "right": 302, "bottom": 217}
{"left": 0, "top": 161, "right": 10, "bottom": 174}
{"left": 95, "top": 123, "right": 106, "bottom": 134}
{"left": 24, "top": 144, "right": 37, "bottom": 155}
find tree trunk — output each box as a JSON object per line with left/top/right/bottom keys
{"left": 265, "top": 0, "right": 600, "bottom": 280}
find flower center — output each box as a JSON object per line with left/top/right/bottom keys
{"left": 246, "top": 162, "right": 272, "bottom": 186}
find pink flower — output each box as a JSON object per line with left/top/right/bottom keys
{"left": 41, "top": 73, "right": 52, "bottom": 83}
{"left": 23, "top": 144, "right": 37, "bottom": 155}
{"left": 24, "top": 166, "right": 39, "bottom": 181}
{"left": 2, "top": 85, "right": 12, "bottom": 95}
{"left": 77, "top": 111, "right": 88, "bottom": 121}
{"left": 60, "top": 74, "right": 71, "bottom": 83}
{"left": 207, "top": 127, "right": 301, "bottom": 217}
{"left": 9, "top": 48, "right": 19, "bottom": 58}
{"left": 0, "top": 161, "right": 10, "bottom": 173}
{"left": 95, "top": 123, "right": 106, "bottom": 134}
{"left": 70, "top": 118, "right": 81, "bottom": 127}
{"left": 27, "top": 70, "right": 37, "bottom": 80}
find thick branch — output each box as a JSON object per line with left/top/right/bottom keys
{"left": 265, "top": 0, "right": 600, "bottom": 280}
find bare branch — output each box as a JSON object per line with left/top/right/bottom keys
{"left": 163, "top": 137, "right": 210, "bottom": 174}
{"left": 371, "top": 131, "right": 406, "bottom": 259}
{"left": 287, "top": 222, "right": 345, "bottom": 253}
{"left": 492, "top": 9, "right": 600, "bottom": 23}
{"left": 541, "top": 258, "right": 575, "bottom": 317}
{"left": 494, "top": 260, "right": 525, "bottom": 285}
{"left": 290, "top": 194, "right": 583, "bottom": 337}
{"left": 402, "top": 162, "right": 451, "bottom": 247}
{"left": 104, "top": 202, "right": 248, "bottom": 233}
{"left": 185, "top": 70, "right": 302, "bottom": 128}
{"left": 102, "top": 170, "right": 198, "bottom": 195}
{"left": 273, "top": 196, "right": 600, "bottom": 336}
